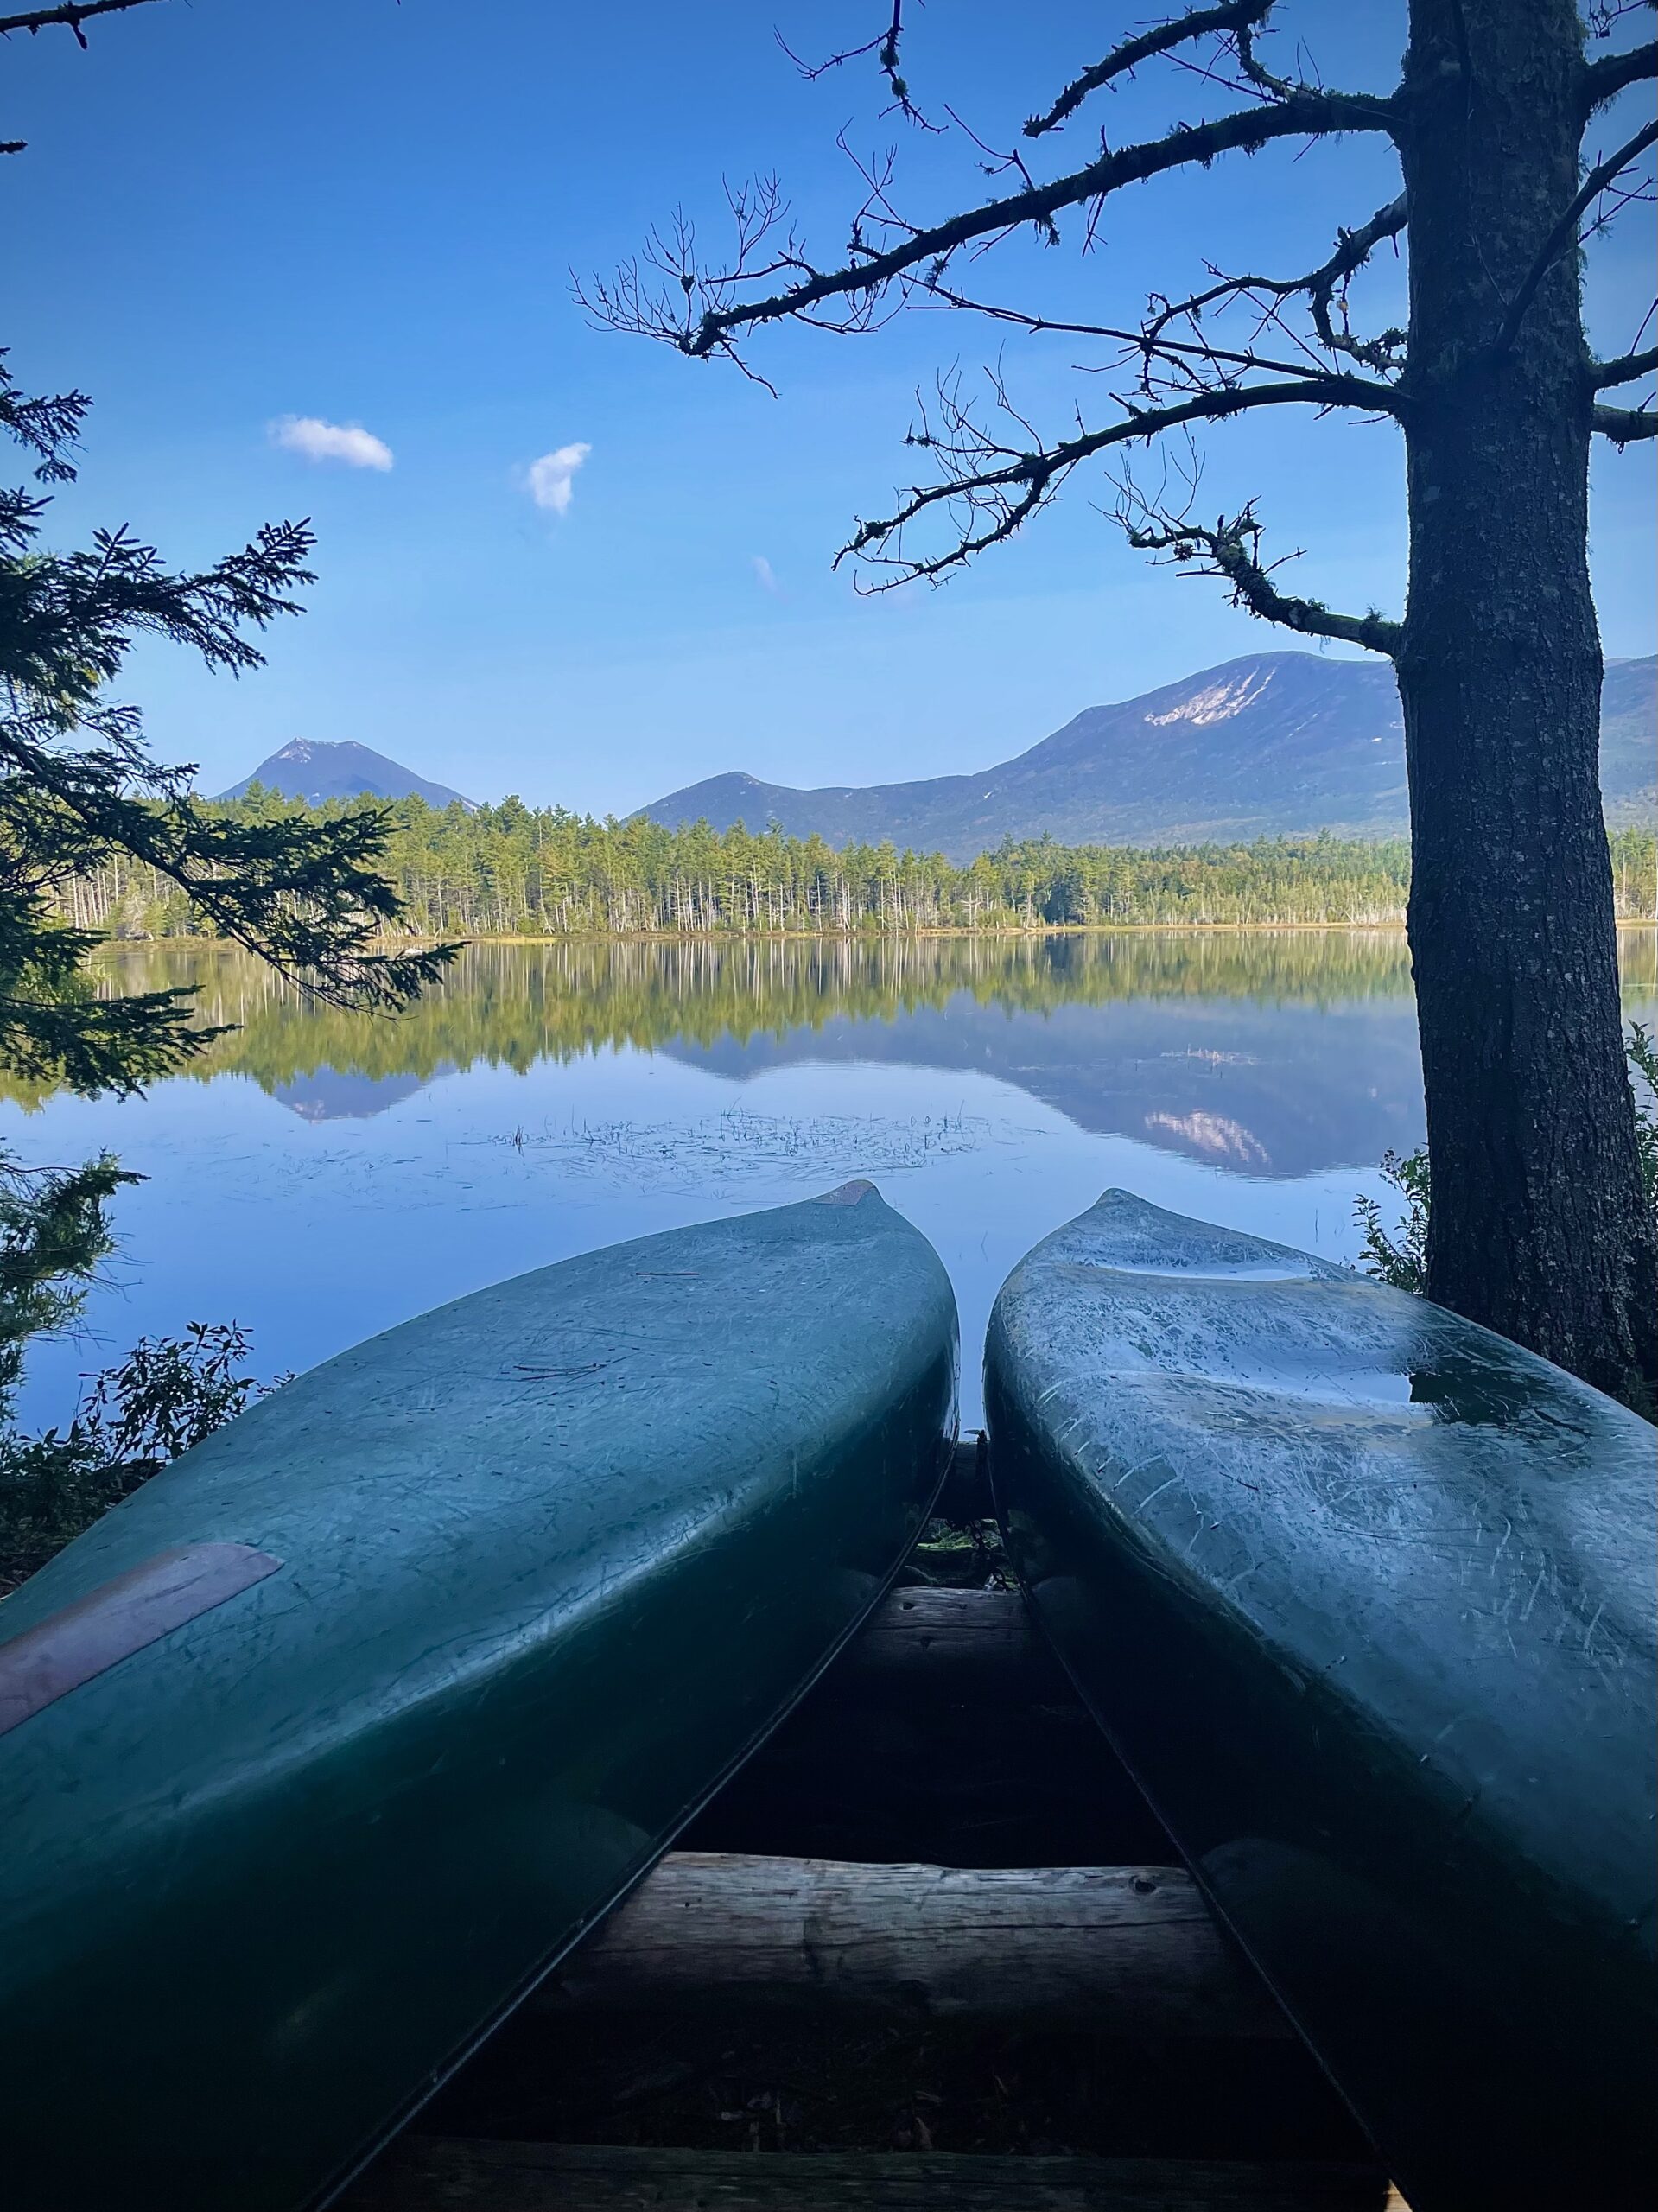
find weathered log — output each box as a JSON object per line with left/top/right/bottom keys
{"left": 829, "top": 1586, "right": 1053, "bottom": 1700}
{"left": 341, "top": 2136, "right": 1403, "bottom": 2210}
{"left": 540, "top": 1853, "right": 1288, "bottom": 2038}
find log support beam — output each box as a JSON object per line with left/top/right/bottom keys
{"left": 540, "top": 1852, "right": 1289, "bottom": 2039}
{"left": 342, "top": 2136, "right": 1404, "bottom": 2209}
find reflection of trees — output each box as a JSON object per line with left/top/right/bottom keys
{"left": 6, "top": 929, "right": 1651, "bottom": 1115}
{"left": 4, "top": 932, "right": 1421, "bottom": 1108}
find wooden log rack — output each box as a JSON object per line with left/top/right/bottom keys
{"left": 340, "top": 1504, "right": 1409, "bottom": 2212}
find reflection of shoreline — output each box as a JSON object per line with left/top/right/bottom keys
{"left": 18, "top": 932, "right": 1648, "bottom": 1163}
{"left": 87, "top": 921, "right": 1658, "bottom": 958}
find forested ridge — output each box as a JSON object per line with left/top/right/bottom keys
{"left": 54, "top": 790, "right": 1658, "bottom": 939}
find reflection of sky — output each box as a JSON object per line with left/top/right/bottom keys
{"left": 6, "top": 944, "right": 1654, "bottom": 1433}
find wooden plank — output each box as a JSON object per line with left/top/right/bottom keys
{"left": 341, "top": 2136, "right": 1401, "bottom": 2209}
{"left": 830, "top": 1588, "right": 1054, "bottom": 1700}
{"left": 539, "top": 1854, "right": 1288, "bottom": 2038}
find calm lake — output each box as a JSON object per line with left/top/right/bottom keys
{"left": 10, "top": 928, "right": 1657, "bottom": 1429}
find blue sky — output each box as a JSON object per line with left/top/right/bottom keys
{"left": 8, "top": 1, "right": 1655, "bottom": 812}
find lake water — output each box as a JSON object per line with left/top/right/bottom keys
{"left": 8, "top": 929, "right": 1656, "bottom": 1429}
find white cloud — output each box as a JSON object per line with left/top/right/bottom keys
{"left": 270, "top": 416, "right": 394, "bottom": 471}
{"left": 753, "top": 555, "right": 783, "bottom": 595}
{"left": 526, "top": 442, "right": 591, "bottom": 515}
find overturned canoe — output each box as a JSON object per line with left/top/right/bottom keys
{"left": 987, "top": 1190, "right": 1656, "bottom": 2212}
{"left": 0, "top": 1182, "right": 956, "bottom": 2211}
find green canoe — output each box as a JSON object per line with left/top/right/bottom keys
{"left": 987, "top": 1191, "right": 1655, "bottom": 2212}
{"left": 0, "top": 1183, "right": 957, "bottom": 2210}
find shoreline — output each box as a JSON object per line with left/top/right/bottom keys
{"left": 88, "top": 915, "right": 1658, "bottom": 957}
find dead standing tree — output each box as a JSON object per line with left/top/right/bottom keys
{"left": 583, "top": 0, "right": 1658, "bottom": 1404}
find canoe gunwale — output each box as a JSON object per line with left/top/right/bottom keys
{"left": 310, "top": 1423, "right": 956, "bottom": 2212}
{"left": 984, "top": 1186, "right": 1658, "bottom": 2212}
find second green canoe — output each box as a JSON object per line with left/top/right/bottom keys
{"left": 988, "top": 1190, "right": 1655, "bottom": 2212}
{"left": 0, "top": 1182, "right": 957, "bottom": 2210}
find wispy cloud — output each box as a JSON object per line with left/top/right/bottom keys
{"left": 753, "top": 555, "right": 784, "bottom": 596}
{"left": 526, "top": 442, "right": 592, "bottom": 515}
{"left": 270, "top": 416, "right": 394, "bottom": 470}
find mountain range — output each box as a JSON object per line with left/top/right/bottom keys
{"left": 640, "top": 650, "right": 1656, "bottom": 857}
{"left": 217, "top": 739, "right": 472, "bottom": 810}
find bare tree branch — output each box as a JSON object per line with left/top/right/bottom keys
{"left": 1121, "top": 496, "right": 1402, "bottom": 657}
{"left": 1023, "top": 1, "right": 1271, "bottom": 138}
{"left": 1591, "top": 340, "right": 1658, "bottom": 388}
{"left": 1593, "top": 400, "right": 1658, "bottom": 443}
{"left": 838, "top": 373, "right": 1404, "bottom": 588}
{"left": 616, "top": 87, "right": 1400, "bottom": 368}
{"left": 1490, "top": 117, "right": 1658, "bottom": 358}
{"left": 1581, "top": 37, "right": 1658, "bottom": 118}
{"left": 0, "top": 0, "right": 163, "bottom": 42}
{"left": 912, "top": 280, "right": 1396, "bottom": 392}
{"left": 777, "top": 1, "right": 940, "bottom": 133}
{"left": 1146, "top": 194, "right": 1408, "bottom": 375}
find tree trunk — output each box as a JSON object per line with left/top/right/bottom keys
{"left": 1397, "top": 0, "right": 1657, "bottom": 1403}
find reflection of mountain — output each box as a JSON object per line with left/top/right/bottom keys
{"left": 19, "top": 931, "right": 1654, "bottom": 1174}
{"left": 271, "top": 1066, "right": 454, "bottom": 1122}
{"left": 660, "top": 995, "right": 1426, "bottom": 1179}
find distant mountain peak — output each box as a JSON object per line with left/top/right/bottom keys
{"left": 217, "top": 739, "right": 473, "bottom": 810}
{"left": 638, "top": 648, "right": 1655, "bottom": 858}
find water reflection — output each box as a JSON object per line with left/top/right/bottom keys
{"left": 5, "top": 929, "right": 1652, "bottom": 1430}
{"left": 270, "top": 1068, "right": 453, "bottom": 1122}
{"left": 17, "top": 930, "right": 1438, "bottom": 1175}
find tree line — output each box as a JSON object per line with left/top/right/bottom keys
{"left": 51, "top": 790, "right": 1658, "bottom": 940}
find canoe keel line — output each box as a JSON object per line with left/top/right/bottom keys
{"left": 0, "top": 1185, "right": 958, "bottom": 2210}
{"left": 987, "top": 1189, "right": 1657, "bottom": 2212}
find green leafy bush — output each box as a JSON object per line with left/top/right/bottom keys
{"left": 1357, "top": 1024, "right": 1658, "bottom": 1300}
{"left": 0, "top": 1322, "right": 282, "bottom": 1592}
{"left": 1355, "top": 1146, "right": 1431, "bottom": 1295}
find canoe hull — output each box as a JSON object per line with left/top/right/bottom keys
{"left": 987, "top": 1191, "right": 1656, "bottom": 2212}
{"left": 0, "top": 1185, "right": 956, "bottom": 2209}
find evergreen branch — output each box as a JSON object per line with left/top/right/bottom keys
{"left": 1122, "top": 500, "right": 1402, "bottom": 657}
{"left": 1022, "top": 1, "right": 1272, "bottom": 138}
{"left": 1490, "top": 118, "right": 1658, "bottom": 359}
{"left": 1, "top": 519, "right": 318, "bottom": 715}
{"left": 1580, "top": 38, "right": 1658, "bottom": 118}
{"left": 0, "top": 0, "right": 166, "bottom": 44}
{"left": 0, "top": 982, "right": 222, "bottom": 1096}
{"left": 1593, "top": 401, "right": 1658, "bottom": 442}
{"left": 0, "top": 744, "right": 457, "bottom": 1016}
{"left": 0, "top": 355, "right": 89, "bottom": 480}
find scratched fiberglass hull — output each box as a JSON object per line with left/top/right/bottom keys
{"left": 986, "top": 1191, "right": 1655, "bottom": 2212}
{"left": 0, "top": 1182, "right": 957, "bottom": 2211}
